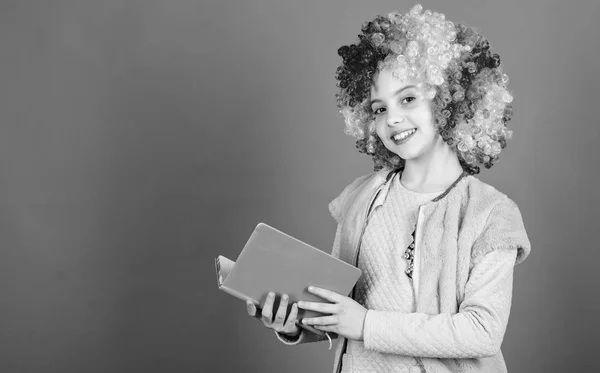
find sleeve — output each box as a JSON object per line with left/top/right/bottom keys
{"left": 362, "top": 247, "right": 517, "bottom": 358}
{"left": 471, "top": 197, "right": 531, "bottom": 265}
{"left": 328, "top": 172, "right": 376, "bottom": 224}
{"left": 328, "top": 180, "right": 353, "bottom": 224}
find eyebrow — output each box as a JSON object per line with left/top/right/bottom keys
{"left": 369, "top": 85, "right": 417, "bottom": 106}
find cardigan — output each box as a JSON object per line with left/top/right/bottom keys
{"left": 276, "top": 167, "right": 531, "bottom": 373}
{"left": 345, "top": 173, "right": 442, "bottom": 372}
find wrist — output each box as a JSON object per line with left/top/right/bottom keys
{"left": 280, "top": 328, "right": 301, "bottom": 338}
{"left": 276, "top": 326, "right": 302, "bottom": 339}
{"left": 275, "top": 328, "right": 302, "bottom": 345}
{"left": 275, "top": 328, "right": 302, "bottom": 344}
{"left": 359, "top": 309, "right": 370, "bottom": 342}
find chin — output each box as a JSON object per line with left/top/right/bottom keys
{"left": 387, "top": 145, "right": 421, "bottom": 161}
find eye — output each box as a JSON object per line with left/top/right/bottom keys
{"left": 373, "top": 107, "right": 386, "bottom": 115}
{"left": 402, "top": 96, "right": 416, "bottom": 104}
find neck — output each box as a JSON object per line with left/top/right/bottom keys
{"left": 400, "top": 136, "right": 464, "bottom": 193}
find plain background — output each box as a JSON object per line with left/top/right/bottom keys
{"left": 1, "top": 0, "right": 598, "bottom": 372}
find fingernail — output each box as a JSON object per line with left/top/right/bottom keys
{"left": 297, "top": 301, "right": 304, "bottom": 307}
{"left": 268, "top": 292, "right": 274, "bottom": 298}
{"left": 308, "top": 286, "right": 314, "bottom": 291}
{"left": 282, "top": 295, "right": 288, "bottom": 301}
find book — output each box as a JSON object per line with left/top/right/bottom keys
{"left": 215, "top": 222, "right": 362, "bottom": 335}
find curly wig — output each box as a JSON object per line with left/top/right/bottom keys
{"left": 335, "top": 4, "right": 514, "bottom": 174}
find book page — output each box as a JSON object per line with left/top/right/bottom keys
{"left": 215, "top": 255, "right": 235, "bottom": 286}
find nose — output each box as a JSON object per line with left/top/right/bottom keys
{"left": 386, "top": 111, "right": 405, "bottom": 127}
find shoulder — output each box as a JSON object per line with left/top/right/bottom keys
{"left": 462, "top": 176, "right": 511, "bottom": 207}
{"left": 328, "top": 168, "right": 393, "bottom": 222}
{"left": 453, "top": 175, "right": 523, "bottom": 220}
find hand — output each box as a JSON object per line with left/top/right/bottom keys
{"left": 297, "top": 286, "right": 367, "bottom": 341}
{"left": 246, "top": 292, "right": 300, "bottom": 337}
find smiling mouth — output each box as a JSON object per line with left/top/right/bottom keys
{"left": 391, "top": 129, "right": 417, "bottom": 144}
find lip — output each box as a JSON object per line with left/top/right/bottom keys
{"left": 390, "top": 128, "right": 417, "bottom": 145}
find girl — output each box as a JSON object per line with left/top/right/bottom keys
{"left": 246, "top": 4, "right": 530, "bottom": 373}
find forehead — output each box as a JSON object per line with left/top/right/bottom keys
{"left": 370, "top": 69, "right": 423, "bottom": 97}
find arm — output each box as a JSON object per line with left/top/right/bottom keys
{"left": 362, "top": 197, "right": 530, "bottom": 358}
{"left": 363, "top": 247, "right": 516, "bottom": 358}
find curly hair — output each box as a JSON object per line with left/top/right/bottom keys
{"left": 335, "top": 4, "right": 514, "bottom": 174}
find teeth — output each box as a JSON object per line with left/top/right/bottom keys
{"left": 393, "top": 129, "right": 416, "bottom": 141}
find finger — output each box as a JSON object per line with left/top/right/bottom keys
{"left": 261, "top": 292, "right": 275, "bottom": 325}
{"left": 273, "top": 294, "right": 289, "bottom": 328}
{"left": 297, "top": 300, "right": 338, "bottom": 314}
{"left": 284, "top": 303, "right": 299, "bottom": 328}
{"left": 307, "top": 286, "right": 343, "bottom": 302}
{"left": 246, "top": 300, "right": 256, "bottom": 317}
{"left": 314, "top": 325, "right": 337, "bottom": 333}
{"left": 302, "top": 315, "right": 338, "bottom": 326}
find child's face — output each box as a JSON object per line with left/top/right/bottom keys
{"left": 370, "top": 68, "right": 441, "bottom": 163}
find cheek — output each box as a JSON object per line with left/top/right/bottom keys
{"left": 374, "top": 120, "right": 386, "bottom": 140}
{"left": 415, "top": 112, "right": 436, "bottom": 132}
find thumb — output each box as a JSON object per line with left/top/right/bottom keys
{"left": 246, "top": 300, "right": 262, "bottom": 319}
{"left": 246, "top": 300, "right": 257, "bottom": 317}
